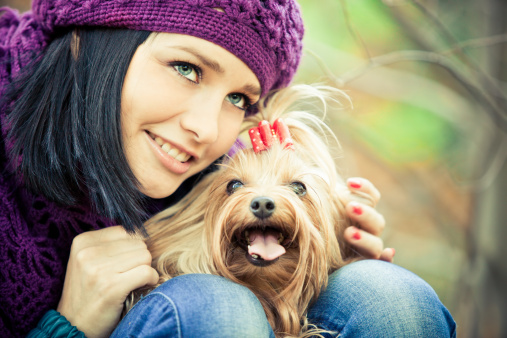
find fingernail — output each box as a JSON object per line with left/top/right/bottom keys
{"left": 348, "top": 178, "right": 362, "bottom": 189}
{"left": 352, "top": 231, "right": 361, "bottom": 240}
{"left": 391, "top": 248, "right": 396, "bottom": 256}
{"left": 351, "top": 204, "right": 363, "bottom": 215}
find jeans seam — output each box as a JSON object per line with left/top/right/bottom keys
{"left": 146, "top": 291, "right": 183, "bottom": 337}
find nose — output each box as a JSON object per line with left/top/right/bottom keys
{"left": 180, "top": 94, "right": 222, "bottom": 144}
{"left": 250, "top": 196, "right": 275, "bottom": 219}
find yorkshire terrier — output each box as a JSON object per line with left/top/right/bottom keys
{"left": 131, "top": 85, "right": 364, "bottom": 337}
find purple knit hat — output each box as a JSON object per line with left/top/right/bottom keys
{"left": 31, "top": 0, "right": 305, "bottom": 96}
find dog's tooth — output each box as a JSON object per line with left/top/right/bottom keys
{"left": 278, "top": 233, "right": 284, "bottom": 244}
{"left": 251, "top": 254, "right": 259, "bottom": 259}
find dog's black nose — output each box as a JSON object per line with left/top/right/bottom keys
{"left": 250, "top": 196, "right": 275, "bottom": 219}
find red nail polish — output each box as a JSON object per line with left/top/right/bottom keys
{"left": 392, "top": 248, "right": 396, "bottom": 256}
{"left": 352, "top": 232, "right": 361, "bottom": 240}
{"left": 352, "top": 206, "right": 363, "bottom": 215}
{"left": 349, "top": 180, "right": 362, "bottom": 189}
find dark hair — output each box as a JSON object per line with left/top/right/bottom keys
{"left": 5, "top": 28, "right": 152, "bottom": 234}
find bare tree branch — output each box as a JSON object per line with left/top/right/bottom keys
{"left": 410, "top": 0, "right": 507, "bottom": 111}
{"left": 441, "top": 33, "right": 507, "bottom": 55}
{"left": 338, "top": 0, "right": 372, "bottom": 61}
{"left": 326, "top": 50, "right": 507, "bottom": 131}
{"left": 332, "top": 1, "right": 506, "bottom": 130}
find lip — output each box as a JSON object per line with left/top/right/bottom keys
{"left": 145, "top": 131, "right": 193, "bottom": 174}
{"left": 148, "top": 131, "right": 199, "bottom": 160}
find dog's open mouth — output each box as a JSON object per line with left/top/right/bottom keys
{"left": 235, "top": 226, "right": 291, "bottom": 267}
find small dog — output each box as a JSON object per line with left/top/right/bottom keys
{"left": 133, "top": 85, "right": 364, "bottom": 337}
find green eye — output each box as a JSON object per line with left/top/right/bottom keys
{"left": 172, "top": 62, "right": 199, "bottom": 83}
{"left": 177, "top": 65, "right": 192, "bottom": 76}
{"left": 289, "top": 182, "right": 306, "bottom": 196}
{"left": 226, "top": 180, "right": 244, "bottom": 195}
{"left": 226, "top": 93, "right": 249, "bottom": 110}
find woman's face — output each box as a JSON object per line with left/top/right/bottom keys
{"left": 121, "top": 33, "right": 261, "bottom": 198}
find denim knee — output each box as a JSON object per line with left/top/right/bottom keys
{"left": 307, "top": 260, "right": 456, "bottom": 338}
{"left": 112, "top": 274, "right": 274, "bottom": 338}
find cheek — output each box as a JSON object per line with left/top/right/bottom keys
{"left": 217, "top": 114, "right": 244, "bottom": 152}
{"left": 122, "top": 65, "right": 191, "bottom": 126}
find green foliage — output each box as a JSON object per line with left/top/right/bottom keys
{"left": 352, "top": 102, "right": 460, "bottom": 164}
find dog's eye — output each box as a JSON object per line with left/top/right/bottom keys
{"left": 289, "top": 182, "right": 306, "bottom": 196}
{"left": 226, "top": 180, "right": 244, "bottom": 195}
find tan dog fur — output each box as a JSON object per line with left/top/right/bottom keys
{"left": 129, "top": 85, "right": 364, "bottom": 337}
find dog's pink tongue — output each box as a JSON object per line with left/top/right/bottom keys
{"left": 248, "top": 229, "right": 286, "bottom": 261}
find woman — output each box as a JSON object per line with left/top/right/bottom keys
{"left": 0, "top": 0, "right": 454, "bottom": 337}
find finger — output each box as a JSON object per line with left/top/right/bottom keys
{"left": 112, "top": 248, "right": 153, "bottom": 273}
{"left": 115, "top": 265, "right": 160, "bottom": 297}
{"left": 95, "top": 238, "right": 148, "bottom": 258}
{"left": 379, "top": 248, "right": 395, "bottom": 263}
{"left": 73, "top": 238, "right": 148, "bottom": 265}
{"left": 346, "top": 201, "right": 385, "bottom": 237}
{"left": 347, "top": 177, "right": 381, "bottom": 205}
{"left": 72, "top": 226, "right": 140, "bottom": 250}
{"left": 72, "top": 241, "right": 150, "bottom": 280}
{"left": 344, "top": 226, "right": 384, "bottom": 259}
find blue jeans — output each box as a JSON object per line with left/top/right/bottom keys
{"left": 111, "top": 260, "right": 456, "bottom": 337}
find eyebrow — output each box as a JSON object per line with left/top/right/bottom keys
{"left": 172, "top": 45, "right": 262, "bottom": 98}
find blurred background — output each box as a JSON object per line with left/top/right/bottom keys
{"left": 2, "top": 0, "right": 506, "bottom": 337}
{"left": 293, "top": 1, "right": 506, "bottom": 337}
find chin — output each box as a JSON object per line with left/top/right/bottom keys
{"left": 140, "top": 181, "right": 180, "bottom": 199}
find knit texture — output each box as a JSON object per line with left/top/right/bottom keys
{"left": 0, "top": 9, "right": 113, "bottom": 336}
{"left": 32, "top": 0, "right": 305, "bottom": 96}
{"left": 0, "top": 1, "right": 304, "bottom": 335}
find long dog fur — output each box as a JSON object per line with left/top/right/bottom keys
{"left": 128, "top": 85, "right": 365, "bottom": 337}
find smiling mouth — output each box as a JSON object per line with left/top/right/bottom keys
{"left": 148, "top": 132, "right": 192, "bottom": 163}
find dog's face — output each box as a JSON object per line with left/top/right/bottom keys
{"left": 204, "top": 143, "right": 347, "bottom": 314}
{"left": 139, "top": 85, "right": 356, "bottom": 336}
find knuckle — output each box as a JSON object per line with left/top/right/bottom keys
{"left": 139, "top": 249, "right": 153, "bottom": 265}
{"left": 71, "top": 232, "right": 89, "bottom": 251}
{"left": 75, "top": 246, "right": 93, "bottom": 264}
{"left": 136, "top": 239, "right": 148, "bottom": 250}
{"left": 74, "top": 248, "right": 102, "bottom": 277}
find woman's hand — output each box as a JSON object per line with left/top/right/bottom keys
{"left": 340, "top": 177, "right": 395, "bottom": 262}
{"left": 57, "top": 226, "right": 159, "bottom": 338}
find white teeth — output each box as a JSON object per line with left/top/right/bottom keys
{"left": 150, "top": 133, "right": 191, "bottom": 163}
{"left": 168, "top": 148, "right": 179, "bottom": 157}
{"left": 175, "top": 152, "right": 188, "bottom": 162}
{"left": 155, "top": 137, "right": 164, "bottom": 146}
{"left": 161, "top": 143, "right": 171, "bottom": 152}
